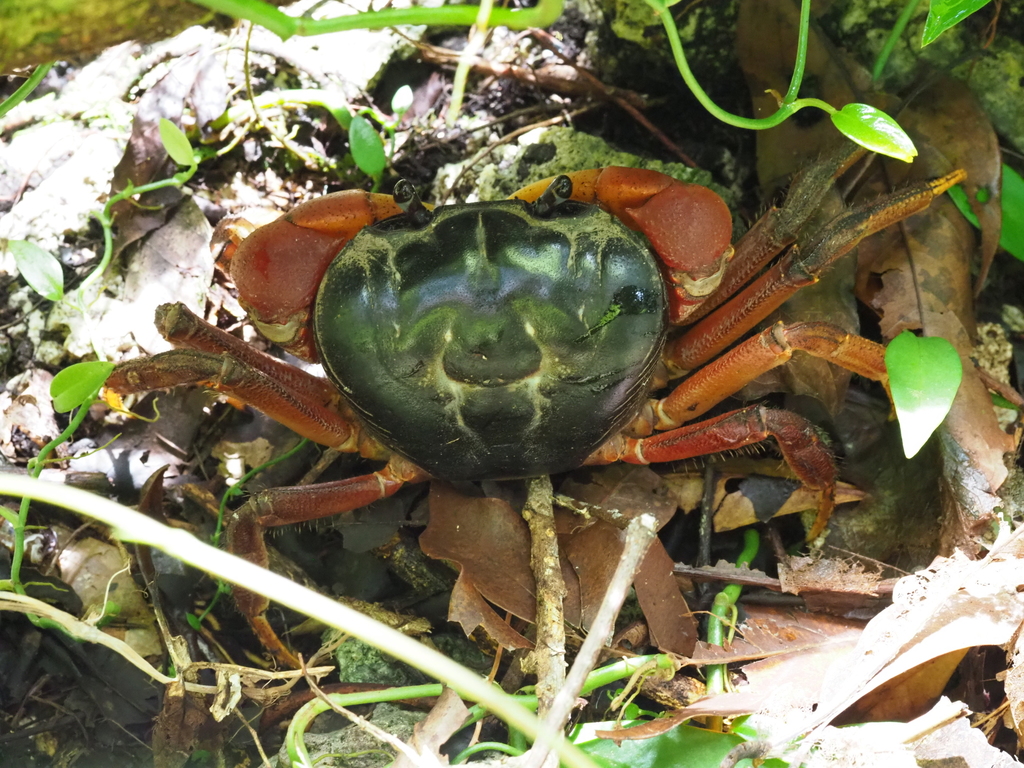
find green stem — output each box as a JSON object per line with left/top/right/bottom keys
{"left": 190, "top": 0, "right": 562, "bottom": 39}
{"left": 705, "top": 529, "right": 760, "bottom": 696}
{"left": 78, "top": 168, "right": 197, "bottom": 301}
{"left": 213, "top": 438, "right": 309, "bottom": 546}
{"left": 649, "top": 0, "right": 834, "bottom": 129}
{"left": 9, "top": 390, "right": 101, "bottom": 594}
{"left": 452, "top": 742, "right": 524, "bottom": 763}
{"left": 783, "top": 0, "right": 812, "bottom": 104}
{"left": 0, "top": 62, "right": 54, "bottom": 120}
{"left": 287, "top": 683, "right": 444, "bottom": 765}
{"left": 871, "top": 0, "right": 924, "bottom": 84}
{"left": 447, "top": 0, "right": 495, "bottom": 126}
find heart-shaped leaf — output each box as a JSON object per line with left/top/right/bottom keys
{"left": 885, "top": 331, "right": 962, "bottom": 458}
{"left": 831, "top": 103, "right": 917, "bottom": 163}
{"left": 51, "top": 361, "right": 115, "bottom": 413}
{"left": 349, "top": 115, "right": 386, "bottom": 179}
{"left": 922, "top": 0, "right": 993, "bottom": 46}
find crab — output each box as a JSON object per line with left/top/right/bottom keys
{"left": 105, "top": 144, "right": 963, "bottom": 666}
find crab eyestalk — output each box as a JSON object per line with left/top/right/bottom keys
{"left": 529, "top": 175, "right": 574, "bottom": 218}
{"left": 393, "top": 179, "right": 433, "bottom": 227}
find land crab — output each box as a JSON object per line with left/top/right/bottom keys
{"left": 105, "top": 144, "right": 963, "bottom": 665}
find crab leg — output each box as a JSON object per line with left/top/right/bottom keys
{"left": 158, "top": 302, "right": 340, "bottom": 411}
{"left": 687, "top": 141, "right": 870, "bottom": 323}
{"left": 654, "top": 320, "right": 889, "bottom": 428}
{"left": 241, "top": 457, "right": 426, "bottom": 529}
{"left": 669, "top": 168, "right": 967, "bottom": 370}
{"left": 588, "top": 405, "right": 836, "bottom": 539}
{"left": 227, "top": 455, "right": 426, "bottom": 667}
{"left": 105, "top": 303, "right": 372, "bottom": 453}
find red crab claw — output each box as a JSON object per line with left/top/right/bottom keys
{"left": 511, "top": 166, "right": 734, "bottom": 324}
{"left": 227, "top": 190, "right": 408, "bottom": 360}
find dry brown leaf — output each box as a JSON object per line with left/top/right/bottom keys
{"left": 838, "top": 648, "right": 968, "bottom": 725}
{"left": 559, "top": 464, "right": 678, "bottom": 530}
{"left": 561, "top": 520, "right": 624, "bottom": 629}
{"left": 892, "top": 77, "right": 1003, "bottom": 293}
{"left": 560, "top": 466, "right": 695, "bottom": 653}
{"left": 448, "top": 573, "right": 531, "bottom": 650}
{"left": 663, "top": 471, "right": 866, "bottom": 532}
{"left": 391, "top": 687, "right": 469, "bottom": 768}
{"left": 634, "top": 538, "right": 697, "bottom": 656}
{"left": 789, "top": 534, "right": 1024, "bottom": 738}
{"left": 777, "top": 554, "right": 885, "bottom": 600}
{"left": 421, "top": 482, "right": 536, "bottom": 622}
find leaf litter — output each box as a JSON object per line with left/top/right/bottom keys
{"left": 1, "top": 0, "right": 1024, "bottom": 765}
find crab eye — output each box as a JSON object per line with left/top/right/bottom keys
{"left": 528, "top": 175, "right": 574, "bottom": 218}
{"left": 393, "top": 179, "right": 433, "bottom": 227}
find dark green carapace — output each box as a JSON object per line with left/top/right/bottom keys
{"left": 313, "top": 199, "right": 667, "bottom": 480}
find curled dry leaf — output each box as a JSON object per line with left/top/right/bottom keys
{"left": 421, "top": 482, "right": 538, "bottom": 647}
{"left": 663, "top": 467, "right": 866, "bottom": 532}
{"left": 560, "top": 465, "right": 696, "bottom": 655}
{"left": 794, "top": 534, "right": 1024, "bottom": 738}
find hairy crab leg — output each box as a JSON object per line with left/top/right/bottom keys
{"left": 687, "top": 142, "right": 870, "bottom": 323}
{"left": 227, "top": 456, "right": 428, "bottom": 668}
{"left": 668, "top": 168, "right": 967, "bottom": 370}
{"left": 653, "top": 320, "right": 889, "bottom": 428}
{"left": 107, "top": 347, "right": 365, "bottom": 452}
{"left": 588, "top": 405, "right": 836, "bottom": 540}
{"left": 158, "top": 301, "right": 340, "bottom": 410}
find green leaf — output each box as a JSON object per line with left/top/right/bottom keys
{"left": 51, "top": 361, "right": 115, "bottom": 413}
{"left": 831, "top": 103, "right": 917, "bottom": 163}
{"left": 331, "top": 105, "right": 353, "bottom": 130}
{"left": 922, "top": 0, "right": 993, "bottom": 46}
{"left": 349, "top": 115, "right": 386, "bottom": 179}
{"left": 946, "top": 185, "right": 980, "bottom": 228}
{"left": 885, "top": 331, "right": 962, "bottom": 458}
{"left": 391, "top": 85, "right": 414, "bottom": 117}
{"left": 575, "top": 721, "right": 788, "bottom": 768}
{"left": 159, "top": 118, "right": 195, "bottom": 168}
{"left": 8, "top": 239, "right": 64, "bottom": 300}
{"left": 1000, "top": 164, "right": 1024, "bottom": 261}
{"left": 945, "top": 165, "right": 1024, "bottom": 262}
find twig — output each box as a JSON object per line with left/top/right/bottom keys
{"left": 524, "top": 514, "right": 660, "bottom": 768}
{"left": 436, "top": 107, "right": 593, "bottom": 205}
{"left": 522, "top": 475, "right": 565, "bottom": 717}
{"left": 529, "top": 29, "right": 698, "bottom": 168}
{"left": 416, "top": 41, "right": 648, "bottom": 110}
{"left": 302, "top": 660, "right": 433, "bottom": 765}
{"left": 235, "top": 709, "right": 274, "bottom": 768}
